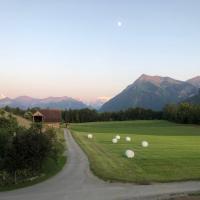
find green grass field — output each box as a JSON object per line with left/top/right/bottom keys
{"left": 71, "top": 120, "right": 200, "bottom": 183}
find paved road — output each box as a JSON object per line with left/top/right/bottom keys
{"left": 1, "top": 129, "right": 200, "bottom": 200}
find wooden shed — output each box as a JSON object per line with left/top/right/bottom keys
{"left": 33, "top": 109, "right": 62, "bottom": 128}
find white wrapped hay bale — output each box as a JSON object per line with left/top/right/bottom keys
{"left": 112, "top": 138, "right": 118, "bottom": 144}
{"left": 116, "top": 135, "right": 120, "bottom": 140}
{"left": 142, "top": 141, "right": 149, "bottom": 147}
{"left": 125, "top": 136, "right": 131, "bottom": 142}
{"left": 87, "top": 134, "right": 93, "bottom": 139}
{"left": 125, "top": 150, "right": 135, "bottom": 158}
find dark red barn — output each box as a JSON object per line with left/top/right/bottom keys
{"left": 33, "top": 109, "right": 62, "bottom": 124}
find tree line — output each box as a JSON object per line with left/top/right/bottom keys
{"left": 2, "top": 102, "right": 200, "bottom": 125}
{"left": 62, "top": 107, "right": 163, "bottom": 123}
{"left": 62, "top": 103, "right": 200, "bottom": 125}
{"left": 163, "top": 103, "right": 200, "bottom": 124}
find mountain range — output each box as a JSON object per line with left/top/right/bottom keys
{"left": 0, "top": 96, "right": 88, "bottom": 110}
{"left": 1, "top": 75, "right": 200, "bottom": 111}
{"left": 100, "top": 74, "right": 200, "bottom": 112}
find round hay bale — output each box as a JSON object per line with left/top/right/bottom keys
{"left": 116, "top": 135, "right": 120, "bottom": 140}
{"left": 87, "top": 134, "right": 93, "bottom": 139}
{"left": 125, "top": 136, "right": 131, "bottom": 142}
{"left": 142, "top": 141, "right": 149, "bottom": 147}
{"left": 112, "top": 138, "right": 118, "bottom": 144}
{"left": 125, "top": 150, "right": 135, "bottom": 158}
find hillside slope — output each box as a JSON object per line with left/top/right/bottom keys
{"left": 183, "top": 90, "right": 200, "bottom": 104}
{"left": 187, "top": 76, "right": 200, "bottom": 88}
{"left": 100, "top": 74, "right": 198, "bottom": 112}
{"left": 3, "top": 111, "right": 31, "bottom": 128}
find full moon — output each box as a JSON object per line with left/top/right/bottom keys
{"left": 117, "top": 21, "right": 122, "bottom": 27}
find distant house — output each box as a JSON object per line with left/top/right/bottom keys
{"left": 33, "top": 109, "right": 62, "bottom": 128}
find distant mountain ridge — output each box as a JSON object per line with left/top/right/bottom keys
{"left": 187, "top": 76, "right": 200, "bottom": 88}
{"left": 86, "top": 97, "right": 110, "bottom": 110}
{"left": 0, "top": 96, "right": 88, "bottom": 110}
{"left": 100, "top": 74, "right": 200, "bottom": 112}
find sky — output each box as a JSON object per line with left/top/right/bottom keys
{"left": 0, "top": 0, "right": 200, "bottom": 102}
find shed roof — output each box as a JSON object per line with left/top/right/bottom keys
{"left": 33, "top": 111, "right": 43, "bottom": 117}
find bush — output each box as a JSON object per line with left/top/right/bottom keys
{"left": 0, "top": 115, "right": 63, "bottom": 185}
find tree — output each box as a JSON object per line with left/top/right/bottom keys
{"left": 4, "top": 128, "right": 53, "bottom": 183}
{"left": 163, "top": 103, "right": 200, "bottom": 124}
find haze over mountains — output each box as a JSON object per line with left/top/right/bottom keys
{"left": 1, "top": 75, "right": 200, "bottom": 111}
{"left": 0, "top": 95, "right": 110, "bottom": 110}
{"left": 0, "top": 96, "right": 88, "bottom": 110}
{"left": 85, "top": 97, "right": 110, "bottom": 110}
{"left": 100, "top": 74, "right": 200, "bottom": 112}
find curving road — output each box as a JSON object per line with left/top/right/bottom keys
{"left": 1, "top": 129, "right": 200, "bottom": 200}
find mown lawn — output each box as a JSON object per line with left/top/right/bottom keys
{"left": 71, "top": 120, "right": 200, "bottom": 183}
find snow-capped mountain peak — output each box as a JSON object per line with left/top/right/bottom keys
{"left": 0, "top": 94, "right": 6, "bottom": 100}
